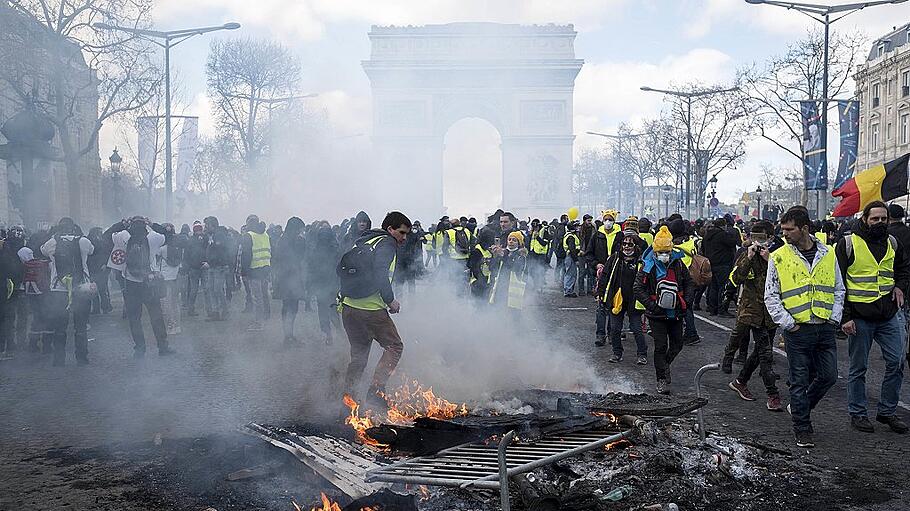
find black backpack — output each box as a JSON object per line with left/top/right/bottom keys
{"left": 453, "top": 228, "right": 471, "bottom": 255}
{"left": 165, "top": 238, "right": 184, "bottom": 267}
{"left": 337, "top": 235, "right": 387, "bottom": 299}
{"left": 125, "top": 235, "right": 151, "bottom": 280}
{"left": 53, "top": 235, "right": 82, "bottom": 283}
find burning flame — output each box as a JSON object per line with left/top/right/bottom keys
{"left": 382, "top": 379, "right": 469, "bottom": 424}
{"left": 342, "top": 394, "right": 387, "bottom": 448}
{"left": 302, "top": 493, "right": 378, "bottom": 511}
{"left": 605, "top": 439, "right": 633, "bottom": 451}
{"left": 342, "top": 378, "right": 468, "bottom": 447}
{"left": 592, "top": 411, "right": 619, "bottom": 423}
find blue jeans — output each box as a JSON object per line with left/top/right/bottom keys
{"left": 847, "top": 315, "right": 905, "bottom": 418}
{"left": 784, "top": 322, "right": 838, "bottom": 433}
{"left": 684, "top": 308, "right": 699, "bottom": 339}
{"left": 563, "top": 258, "right": 578, "bottom": 295}
{"left": 610, "top": 309, "right": 647, "bottom": 357}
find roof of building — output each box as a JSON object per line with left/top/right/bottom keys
{"left": 868, "top": 22, "right": 910, "bottom": 61}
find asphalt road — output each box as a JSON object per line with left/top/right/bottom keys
{"left": 1, "top": 276, "right": 908, "bottom": 510}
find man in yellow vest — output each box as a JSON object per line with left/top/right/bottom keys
{"left": 562, "top": 221, "right": 581, "bottom": 297}
{"left": 442, "top": 218, "right": 472, "bottom": 293}
{"left": 340, "top": 212, "right": 411, "bottom": 409}
{"left": 835, "top": 200, "right": 909, "bottom": 434}
{"left": 468, "top": 229, "right": 496, "bottom": 301}
{"left": 528, "top": 219, "right": 550, "bottom": 292}
{"left": 765, "top": 207, "right": 845, "bottom": 448}
{"left": 240, "top": 215, "right": 272, "bottom": 333}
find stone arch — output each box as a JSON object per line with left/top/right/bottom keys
{"left": 363, "top": 22, "right": 583, "bottom": 221}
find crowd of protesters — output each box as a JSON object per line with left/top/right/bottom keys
{"left": 0, "top": 200, "right": 908, "bottom": 448}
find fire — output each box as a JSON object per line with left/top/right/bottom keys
{"left": 342, "top": 394, "right": 387, "bottom": 448}
{"left": 605, "top": 439, "right": 633, "bottom": 451}
{"left": 300, "top": 493, "right": 378, "bottom": 511}
{"left": 381, "top": 379, "right": 469, "bottom": 424}
{"left": 342, "top": 378, "right": 468, "bottom": 447}
{"left": 592, "top": 411, "right": 619, "bottom": 423}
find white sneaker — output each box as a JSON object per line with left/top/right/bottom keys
{"left": 787, "top": 404, "right": 791, "bottom": 415}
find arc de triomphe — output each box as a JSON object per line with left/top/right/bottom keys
{"left": 362, "top": 22, "right": 583, "bottom": 221}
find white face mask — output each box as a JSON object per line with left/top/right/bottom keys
{"left": 656, "top": 253, "right": 671, "bottom": 264}
{"left": 622, "top": 248, "right": 635, "bottom": 257}
{"left": 604, "top": 220, "right": 614, "bottom": 230}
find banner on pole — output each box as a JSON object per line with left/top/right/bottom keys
{"left": 175, "top": 117, "right": 199, "bottom": 201}
{"left": 835, "top": 100, "right": 859, "bottom": 192}
{"left": 136, "top": 117, "right": 158, "bottom": 189}
{"left": 800, "top": 101, "right": 828, "bottom": 191}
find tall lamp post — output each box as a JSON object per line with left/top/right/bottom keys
{"left": 640, "top": 85, "right": 739, "bottom": 219}
{"left": 109, "top": 148, "right": 123, "bottom": 219}
{"left": 93, "top": 21, "right": 241, "bottom": 221}
{"left": 586, "top": 131, "right": 644, "bottom": 215}
{"left": 662, "top": 184, "right": 673, "bottom": 218}
{"left": 744, "top": 0, "right": 907, "bottom": 218}
{"left": 755, "top": 186, "right": 763, "bottom": 219}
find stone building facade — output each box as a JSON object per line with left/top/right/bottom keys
{"left": 0, "top": 3, "right": 102, "bottom": 231}
{"left": 854, "top": 22, "right": 910, "bottom": 172}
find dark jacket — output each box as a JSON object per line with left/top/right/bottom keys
{"left": 0, "top": 238, "right": 25, "bottom": 287}
{"left": 729, "top": 245, "right": 774, "bottom": 328}
{"left": 553, "top": 222, "right": 568, "bottom": 258}
{"left": 579, "top": 223, "right": 596, "bottom": 257}
{"left": 701, "top": 225, "right": 740, "bottom": 268}
{"left": 204, "top": 226, "right": 233, "bottom": 267}
{"left": 633, "top": 249, "right": 694, "bottom": 321}
{"left": 590, "top": 225, "right": 625, "bottom": 266}
{"left": 307, "top": 225, "right": 340, "bottom": 293}
{"left": 183, "top": 233, "right": 206, "bottom": 270}
{"left": 86, "top": 229, "right": 112, "bottom": 275}
{"left": 275, "top": 218, "right": 308, "bottom": 300}
{"left": 835, "top": 220, "right": 910, "bottom": 324}
{"left": 597, "top": 251, "right": 640, "bottom": 314}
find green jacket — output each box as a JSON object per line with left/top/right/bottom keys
{"left": 729, "top": 247, "right": 774, "bottom": 328}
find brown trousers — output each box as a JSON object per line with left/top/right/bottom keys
{"left": 341, "top": 306, "right": 404, "bottom": 393}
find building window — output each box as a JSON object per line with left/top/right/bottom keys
{"left": 887, "top": 121, "right": 893, "bottom": 141}
{"left": 879, "top": 44, "right": 885, "bottom": 57}
{"left": 872, "top": 123, "right": 880, "bottom": 151}
{"left": 901, "top": 113, "right": 909, "bottom": 144}
{"left": 888, "top": 78, "right": 894, "bottom": 96}
{"left": 903, "top": 69, "right": 910, "bottom": 88}
{"left": 873, "top": 82, "right": 881, "bottom": 107}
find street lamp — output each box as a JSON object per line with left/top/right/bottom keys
{"left": 640, "top": 85, "right": 739, "bottom": 219}
{"left": 108, "top": 148, "right": 122, "bottom": 175}
{"left": 744, "top": 0, "right": 908, "bottom": 217}
{"left": 94, "top": 21, "right": 241, "bottom": 221}
{"left": 587, "top": 130, "right": 644, "bottom": 215}
{"left": 755, "top": 186, "right": 763, "bottom": 219}
{"left": 661, "top": 184, "right": 673, "bottom": 218}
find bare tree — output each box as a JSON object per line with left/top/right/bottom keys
{"left": 205, "top": 37, "right": 301, "bottom": 199}
{"left": 0, "top": 0, "right": 160, "bottom": 220}
{"left": 624, "top": 119, "right": 674, "bottom": 216}
{"left": 740, "top": 28, "right": 863, "bottom": 172}
{"left": 189, "top": 134, "right": 244, "bottom": 208}
{"left": 572, "top": 146, "right": 610, "bottom": 215}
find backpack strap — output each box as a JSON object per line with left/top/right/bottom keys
{"left": 845, "top": 233, "right": 853, "bottom": 259}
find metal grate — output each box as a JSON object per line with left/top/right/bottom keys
{"left": 365, "top": 426, "right": 634, "bottom": 490}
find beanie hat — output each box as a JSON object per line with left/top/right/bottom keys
{"left": 669, "top": 218, "right": 688, "bottom": 238}
{"left": 653, "top": 225, "right": 674, "bottom": 252}
{"left": 889, "top": 203, "right": 905, "bottom": 219}
{"left": 623, "top": 216, "right": 640, "bottom": 234}
{"left": 508, "top": 230, "right": 525, "bottom": 245}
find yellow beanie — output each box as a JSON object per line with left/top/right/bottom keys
{"left": 653, "top": 225, "right": 673, "bottom": 252}
{"left": 508, "top": 231, "right": 525, "bottom": 245}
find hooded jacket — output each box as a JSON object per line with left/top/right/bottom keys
{"left": 835, "top": 219, "right": 910, "bottom": 324}
{"left": 633, "top": 247, "right": 694, "bottom": 321}
{"left": 343, "top": 211, "right": 372, "bottom": 249}
{"left": 701, "top": 224, "right": 740, "bottom": 267}
{"left": 273, "top": 217, "right": 307, "bottom": 300}
{"left": 307, "top": 224, "right": 341, "bottom": 292}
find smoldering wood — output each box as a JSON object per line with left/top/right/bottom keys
{"left": 341, "top": 489, "right": 418, "bottom": 511}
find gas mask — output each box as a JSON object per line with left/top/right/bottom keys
{"left": 656, "top": 252, "right": 671, "bottom": 264}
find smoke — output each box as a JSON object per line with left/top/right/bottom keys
{"left": 368, "top": 268, "right": 639, "bottom": 406}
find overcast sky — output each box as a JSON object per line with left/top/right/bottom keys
{"left": 100, "top": 0, "right": 910, "bottom": 215}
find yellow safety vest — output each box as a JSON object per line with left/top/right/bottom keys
{"left": 434, "top": 230, "right": 445, "bottom": 254}
{"left": 445, "top": 227, "right": 471, "bottom": 260}
{"left": 640, "top": 232, "right": 654, "bottom": 247}
{"left": 342, "top": 236, "right": 397, "bottom": 311}
{"left": 598, "top": 224, "right": 621, "bottom": 257}
{"left": 471, "top": 244, "right": 493, "bottom": 285}
{"left": 771, "top": 244, "right": 837, "bottom": 323}
{"left": 675, "top": 238, "right": 696, "bottom": 268}
{"left": 845, "top": 234, "right": 895, "bottom": 303}
{"left": 249, "top": 232, "right": 271, "bottom": 269}
{"left": 563, "top": 232, "right": 580, "bottom": 254}
{"left": 530, "top": 230, "right": 548, "bottom": 255}
{"left": 489, "top": 258, "right": 526, "bottom": 309}
{"left": 601, "top": 258, "right": 645, "bottom": 311}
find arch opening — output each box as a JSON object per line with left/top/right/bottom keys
{"left": 442, "top": 117, "right": 502, "bottom": 219}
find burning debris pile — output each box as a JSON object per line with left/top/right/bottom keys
{"left": 247, "top": 386, "right": 837, "bottom": 511}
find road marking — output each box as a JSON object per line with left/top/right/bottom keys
{"left": 559, "top": 307, "right": 589, "bottom": 311}
{"left": 694, "top": 313, "right": 788, "bottom": 358}
{"left": 694, "top": 314, "right": 910, "bottom": 413}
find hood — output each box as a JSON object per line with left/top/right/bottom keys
{"left": 285, "top": 216, "right": 305, "bottom": 236}
{"left": 355, "top": 211, "right": 372, "bottom": 225}
{"left": 641, "top": 246, "right": 685, "bottom": 280}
